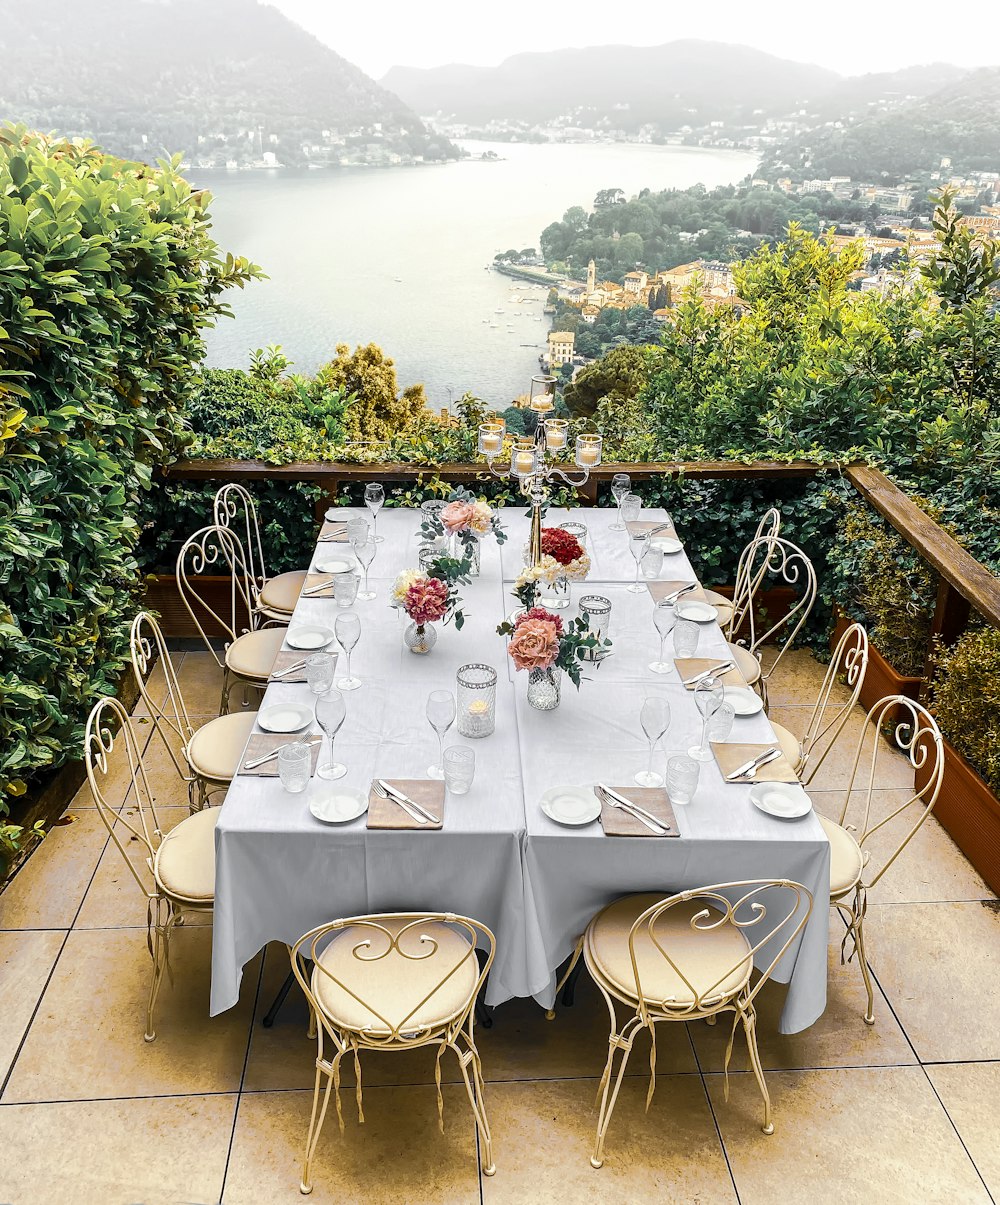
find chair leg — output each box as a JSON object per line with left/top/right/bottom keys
{"left": 474, "top": 947, "right": 493, "bottom": 1029}
{"left": 220, "top": 667, "right": 232, "bottom": 716}
{"left": 592, "top": 1014, "right": 642, "bottom": 1169}
{"left": 546, "top": 936, "right": 584, "bottom": 1020}
{"left": 852, "top": 904, "right": 876, "bottom": 1026}
{"left": 300, "top": 1062, "right": 336, "bottom": 1195}
{"left": 455, "top": 1039, "right": 495, "bottom": 1176}
{"left": 145, "top": 906, "right": 174, "bottom": 1043}
{"left": 741, "top": 1006, "right": 773, "bottom": 1135}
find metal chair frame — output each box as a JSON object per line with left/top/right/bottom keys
{"left": 290, "top": 912, "right": 496, "bottom": 1194}
{"left": 706, "top": 508, "right": 781, "bottom": 621}
{"left": 84, "top": 697, "right": 213, "bottom": 1041}
{"left": 214, "top": 481, "right": 292, "bottom": 625}
{"left": 792, "top": 621, "right": 870, "bottom": 784}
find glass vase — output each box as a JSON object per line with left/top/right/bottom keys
{"left": 451, "top": 532, "right": 481, "bottom": 576}
{"left": 540, "top": 575, "right": 571, "bottom": 610}
{"left": 526, "top": 666, "right": 561, "bottom": 711}
{"left": 404, "top": 621, "right": 437, "bottom": 655}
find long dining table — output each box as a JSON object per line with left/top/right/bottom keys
{"left": 211, "top": 505, "right": 831, "bottom": 1033}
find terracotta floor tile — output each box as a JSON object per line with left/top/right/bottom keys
{"left": 68, "top": 715, "right": 156, "bottom": 808}
{"left": 926, "top": 1062, "right": 1000, "bottom": 1198}
{"left": 176, "top": 650, "right": 226, "bottom": 714}
{"left": 0, "top": 1093, "right": 235, "bottom": 1205}
{"left": 131, "top": 651, "right": 182, "bottom": 717}
{"left": 0, "top": 930, "right": 65, "bottom": 1084}
{"left": 707, "top": 1065, "right": 990, "bottom": 1204}
{"left": 761, "top": 648, "right": 851, "bottom": 708}
{"left": 2, "top": 927, "right": 259, "bottom": 1102}
{"left": 224, "top": 1085, "right": 481, "bottom": 1204}
{"left": 0, "top": 810, "right": 111, "bottom": 930}
{"left": 481, "top": 1076, "right": 737, "bottom": 1201}
{"left": 860, "top": 901, "right": 1000, "bottom": 1062}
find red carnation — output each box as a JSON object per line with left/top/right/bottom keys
{"left": 516, "top": 606, "right": 564, "bottom": 636}
{"left": 541, "top": 527, "right": 583, "bottom": 566}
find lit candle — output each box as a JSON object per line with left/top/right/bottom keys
{"left": 482, "top": 432, "right": 502, "bottom": 454}
{"left": 575, "top": 434, "right": 602, "bottom": 468}
{"left": 515, "top": 451, "right": 535, "bottom": 475}
{"left": 577, "top": 444, "right": 598, "bottom": 466}
{"left": 545, "top": 419, "right": 568, "bottom": 450}
{"left": 530, "top": 394, "right": 555, "bottom": 413}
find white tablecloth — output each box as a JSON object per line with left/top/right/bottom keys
{"left": 212, "top": 506, "right": 830, "bottom": 1032}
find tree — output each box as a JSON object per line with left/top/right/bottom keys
{"left": 594, "top": 188, "right": 625, "bottom": 208}
{"left": 563, "top": 344, "right": 650, "bottom": 418}
{"left": 318, "top": 343, "right": 426, "bottom": 441}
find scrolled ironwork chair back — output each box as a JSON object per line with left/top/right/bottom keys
{"left": 129, "top": 611, "right": 196, "bottom": 782}
{"left": 727, "top": 534, "right": 817, "bottom": 680}
{"left": 799, "top": 621, "right": 870, "bottom": 783}
{"left": 175, "top": 524, "right": 257, "bottom": 668}
{"left": 214, "top": 482, "right": 269, "bottom": 595}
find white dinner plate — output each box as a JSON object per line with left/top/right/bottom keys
{"left": 749, "top": 782, "right": 812, "bottom": 820}
{"left": 651, "top": 536, "right": 683, "bottom": 555}
{"left": 285, "top": 625, "right": 335, "bottom": 651}
{"left": 258, "top": 703, "right": 313, "bottom": 734}
{"left": 313, "top": 557, "right": 355, "bottom": 575}
{"left": 540, "top": 785, "right": 602, "bottom": 827}
{"left": 675, "top": 599, "right": 719, "bottom": 624}
{"left": 725, "top": 686, "right": 765, "bottom": 716}
{"left": 310, "top": 788, "right": 368, "bottom": 825}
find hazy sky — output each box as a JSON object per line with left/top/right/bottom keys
{"left": 271, "top": 0, "right": 1000, "bottom": 79}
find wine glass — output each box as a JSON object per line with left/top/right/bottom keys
{"left": 650, "top": 601, "right": 677, "bottom": 674}
{"left": 690, "top": 676, "right": 724, "bottom": 762}
{"left": 315, "top": 690, "right": 347, "bottom": 780}
{"left": 426, "top": 689, "right": 456, "bottom": 780}
{"left": 609, "top": 473, "right": 631, "bottom": 531}
{"left": 364, "top": 483, "right": 385, "bottom": 543}
{"left": 334, "top": 612, "right": 361, "bottom": 691}
{"left": 635, "top": 696, "right": 670, "bottom": 787}
{"left": 354, "top": 537, "right": 377, "bottom": 600}
{"left": 627, "top": 532, "right": 649, "bottom": 593}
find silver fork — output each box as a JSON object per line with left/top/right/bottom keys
{"left": 371, "top": 780, "right": 430, "bottom": 824}
{"left": 595, "top": 785, "right": 667, "bottom": 835}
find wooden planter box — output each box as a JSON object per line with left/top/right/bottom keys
{"left": 916, "top": 733, "right": 1000, "bottom": 898}
{"left": 832, "top": 614, "right": 922, "bottom": 723}
{"left": 144, "top": 574, "right": 250, "bottom": 640}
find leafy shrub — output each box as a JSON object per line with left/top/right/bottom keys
{"left": 931, "top": 625, "right": 1000, "bottom": 793}
{"left": 0, "top": 126, "right": 259, "bottom": 827}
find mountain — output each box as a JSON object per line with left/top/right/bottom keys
{"left": 765, "top": 67, "right": 1000, "bottom": 180}
{"left": 0, "top": 0, "right": 457, "bottom": 166}
{"left": 808, "top": 62, "right": 970, "bottom": 120}
{"left": 382, "top": 41, "right": 839, "bottom": 129}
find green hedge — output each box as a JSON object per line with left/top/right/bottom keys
{"left": 0, "top": 127, "right": 259, "bottom": 838}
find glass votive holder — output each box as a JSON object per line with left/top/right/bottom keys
{"left": 478, "top": 422, "right": 505, "bottom": 457}
{"left": 574, "top": 433, "right": 602, "bottom": 468}
{"left": 706, "top": 701, "right": 736, "bottom": 743}
{"left": 543, "top": 418, "right": 568, "bottom": 451}
{"left": 577, "top": 595, "right": 611, "bottom": 661}
{"left": 511, "top": 440, "right": 537, "bottom": 478}
{"left": 673, "top": 617, "right": 700, "bottom": 658}
{"left": 562, "top": 520, "right": 588, "bottom": 549}
{"left": 456, "top": 663, "right": 497, "bottom": 738}
{"left": 278, "top": 741, "right": 312, "bottom": 793}
{"left": 332, "top": 572, "right": 360, "bottom": 607}
{"left": 306, "top": 652, "right": 336, "bottom": 694}
{"left": 666, "top": 754, "right": 699, "bottom": 805}
{"left": 443, "top": 745, "right": 476, "bottom": 795}
{"left": 641, "top": 545, "right": 665, "bottom": 579}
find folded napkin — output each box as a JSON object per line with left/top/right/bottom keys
{"left": 599, "top": 786, "right": 680, "bottom": 837}
{"left": 647, "top": 580, "right": 707, "bottom": 605}
{"left": 674, "top": 658, "right": 748, "bottom": 689}
{"left": 240, "top": 733, "right": 321, "bottom": 777}
{"left": 711, "top": 741, "right": 799, "bottom": 784}
{"left": 303, "top": 573, "right": 338, "bottom": 596}
{"left": 626, "top": 520, "right": 677, "bottom": 538}
{"left": 268, "top": 649, "right": 337, "bottom": 684}
{"left": 320, "top": 520, "right": 350, "bottom": 542}
{"left": 367, "top": 779, "right": 445, "bottom": 830}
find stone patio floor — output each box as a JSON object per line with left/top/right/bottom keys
{"left": 1, "top": 649, "right": 998, "bottom": 1204}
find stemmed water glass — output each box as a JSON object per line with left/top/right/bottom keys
{"left": 315, "top": 689, "right": 347, "bottom": 780}
{"left": 355, "top": 537, "right": 377, "bottom": 601}
{"left": 650, "top": 601, "right": 677, "bottom": 674}
{"left": 635, "top": 696, "right": 671, "bottom": 787}
{"left": 609, "top": 473, "right": 631, "bottom": 531}
{"left": 627, "top": 532, "right": 649, "bottom": 594}
{"left": 426, "top": 689, "right": 456, "bottom": 780}
{"left": 334, "top": 612, "right": 362, "bottom": 691}
{"left": 690, "top": 676, "right": 724, "bottom": 762}
{"left": 365, "top": 483, "right": 385, "bottom": 543}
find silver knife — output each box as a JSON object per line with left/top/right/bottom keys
{"left": 271, "top": 658, "right": 308, "bottom": 679}
{"left": 302, "top": 579, "right": 335, "bottom": 596}
{"left": 597, "top": 784, "right": 668, "bottom": 835}
{"left": 663, "top": 582, "right": 699, "bottom": 604}
{"left": 683, "top": 660, "right": 735, "bottom": 687}
{"left": 377, "top": 779, "right": 438, "bottom": 824}
{"left": 725, "top": 747, "right": 782, "bottom": 782}
{"left": 243, "top": 735, "right": 320, "bottom": 771}
{"left": 319, "top": 529, "right": 348, "bottom": 542}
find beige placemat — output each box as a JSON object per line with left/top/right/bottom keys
{"left": 367, "top": 780, "right": 445, "bottom": 830}
{"left": 711, "top": 742, "right": 799, "bottom": 784}
{"left": 268, "top": 649, "right": 337, "bottom": 683}
{"left": 626, "top": 520, "right": 677, "bottom": 538}
{"left": 599, "top": 786, "right": 680, "bottom": 837}
{"left": 647, "top": 580, "right": 707, "bottom": 604}
{"left": 674, "top": 658, "right": 748, "bottom": 689}
{"left": 240, "top": 733, "right": 321, "bottom": 777}
{"left": 302, "top": 573, "right": 338, "bottom": 596}
{"left": 319, "top": 520, "right": 350, "bottom": 542}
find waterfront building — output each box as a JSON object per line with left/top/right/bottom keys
{"left": 546, "top": 331, "right": 575, "bottom": 366}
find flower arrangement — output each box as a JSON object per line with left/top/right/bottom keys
{"left": 420, "top": 486, "right": 507, "bottom": 555}
{"left": 512, "top": 527, "right": 591, "bottom": 609}
{"left": 391, "top": 555, "right": 471, "bottom": 632}
{"left": 497, "top": 606, "right": 610, "bottom": 689}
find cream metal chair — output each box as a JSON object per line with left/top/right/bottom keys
{"left": 214, "top": 482, "right": 307, "bottom": 625}
{"left": 821, "top": 695, "right": 944, "bottom": 1025}
{"left": 723, "top": 534, "right": 817, "bottom": 709}
{"left": 291, "top": 912, "right": 496, "bottom": 1195}
{"left": 130, "top": 610, "right": 257, "bottom": 813}
{"left": 563, "top": 881, "right": 811, "bottom": 1168}
{"left": 177, "top": 524, "right": 286, "bottom": 714}
{"left": 703, "top": 507, "right": 782, "bottom": 628}
{"left": 84, "top": 696, "right": 216, "bottom": 1042}
{"left": 768, "top": 621, "right": 870, "bottom": 784}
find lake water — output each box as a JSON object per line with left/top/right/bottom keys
{"left": 198, "top": 141, "right": 757, "bottom": 409}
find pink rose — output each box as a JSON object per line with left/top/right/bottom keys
{"left": 516, "top": 606, "right": 564, "bottom": 637}
{"left": 508, "top": 617, "right": 560, "bottom": 672}
{"left": 405, "top": 577, "right": 449, "bottom": 625}
{"left": 441, "top": 500, "right": 475, "bottom": 533}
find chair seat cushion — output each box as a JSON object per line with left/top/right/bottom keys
{"left": 586, "top": 893, "right": 753, "bottom": 1011}
{"left": 187, "top": 711, "right": 258, "bottom": 782}
{"left": 769, "top": 721, "right": 802, "bottom": 769}
{"left": 702, "top": 589, "right": 734, "bottom": 625}
{"left": 226, "top": 628, "right": 285, "bottom": 680}
{"left": 312, "top": 917, "right": 479, "bottom": 1037}
{"left": 259, "top": 570, "right": 308, "bottom": 615}
{"left": 727, "top": 642, "right": 762, "bottom": 685}
{"left": 818, "top": 816, "right": 865, "bottom": 898}
{"left": 153, "top": 806, "right": 218, "bottom": 904}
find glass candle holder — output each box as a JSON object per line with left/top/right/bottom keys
{"left": 577, "top": 594, "right": 611, "bottom": 661}
{"left": 528, "top": 374, "right": 557, "bottom": 412}
{"left": 478, "top": 422, "right": 504, "bottom": 457}
{"left": 562, "top": 520, "right": 588, "bottom": 549}
{"left": 511, "top": 439, "right": 537, "bottom": 478}
{"left": 543, "top": 418, "right": 568, "bottom": 451}
{"left": 456, "top": 663, "right": 497, "bottom": 738}
{"left": 575, "top": 433, "right": 602, "bottom": 468}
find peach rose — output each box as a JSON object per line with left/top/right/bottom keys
{"left": 441, "top": 500, "right": 475, "bottom": 533}
{"left": 508, "top": 617, "right": 560, "bottom": 672}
